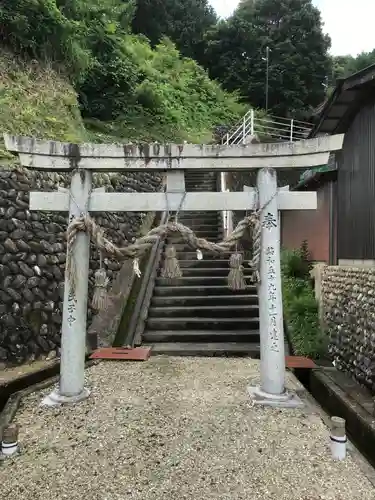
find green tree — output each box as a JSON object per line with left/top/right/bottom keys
{"left": 131, "top": 0, "right": 217, "bottom": 61}
{"left": 66, "top": 0, "right": 141, "bottom": 120}
{"left": 331, "top": 49, "right": 375, "bottom": 85}
{"left": 0, "top": 0, "right": 93, "bottom": 77}
{"left": 204, "top": 0, "right": 331, "bottom": 117}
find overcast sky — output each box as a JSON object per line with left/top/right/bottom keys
{"left": 209, "top": 0, "right": 375, "bottom": 56}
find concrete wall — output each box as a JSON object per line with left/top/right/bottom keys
{"left": 281, "top": 182, "right": 331, "bottom": 262}
{"left": 0, "top": 166, "right": 161, "bottom": 367}
{"left": 322, "top": 265, "right": 375, "bottom": 393}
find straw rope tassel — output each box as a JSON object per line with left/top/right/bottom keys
{"left": 161, "top": 244, "right": 182, "bottom": 279}
{"left": 92, "top": 252, "right": 110, "bottom": 311}
{"left": 227, "top": 251, "right": 246, "bottom": 291}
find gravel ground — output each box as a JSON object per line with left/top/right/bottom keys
{"left": 1, "top": 357, "right": 375, "bottom": 500}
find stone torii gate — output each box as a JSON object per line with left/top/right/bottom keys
{"left": 4, "top": 133, "right": 344, "bottom": 408}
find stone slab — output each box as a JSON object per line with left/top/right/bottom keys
{"left": 248, "top": 385, "right": 304, "bottom": 408}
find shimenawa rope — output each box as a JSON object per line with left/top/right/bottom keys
{"left": 66, "top": 187, "right": 274, "bottom": 308}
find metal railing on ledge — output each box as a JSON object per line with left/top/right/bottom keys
{"left": 221, "top": 110, "right": 313, "bottom": 145}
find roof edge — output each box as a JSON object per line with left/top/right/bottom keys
{"left": 309, "top": 63, "right": 375, "bottom": 138}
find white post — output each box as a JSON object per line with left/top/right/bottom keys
{"left": 220, "top": 172, "right": 227, "bottom": 237}
{"left": 248, "top": 167, "right": 303, "bottom": 408}
{"left": 330, "top": 416, "right": 347, "bottom": 460}
{"left": 290, "top": 119, "right": 294, "bottom": 142}
{"left": 250, "top": 109, "right": 255, "bottom": 136}
{"left": 42, "top": 169, "right": 92, "bottom": 406}
{"left": 242, "top": 116, "right": 246, "bottom": 143}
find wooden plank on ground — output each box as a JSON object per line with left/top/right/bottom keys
{"left": 285, "top": 356, "right": 316, "bottom": 369}
{"left": 90, "top": 347, "right": 151, "bottom": 361}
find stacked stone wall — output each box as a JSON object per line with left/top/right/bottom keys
{"left": 323, "top": 266, "right": 375, "bottom": 392}
{"left": 0, "top": 166, "right": 161, "bottom": 366}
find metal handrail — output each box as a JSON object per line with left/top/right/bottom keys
{"left": 222, "top": 110, "right": 313, "bottom": 145}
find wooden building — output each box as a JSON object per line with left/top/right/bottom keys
{"left": 282, "top": 64, "right": 375, "bottom": 265}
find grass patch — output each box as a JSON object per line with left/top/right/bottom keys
{"left": 0, "top": 49, "right": 88, "bottom": 160}
{"left": 281, "top": 243, "right": 327, "bottom": 359}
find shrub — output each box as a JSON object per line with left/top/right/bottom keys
{"left": 281, "top": 244, "right": 326, "bottom": 359}
{"left": 0, "top": 0, "right": 93, "bottom": 78}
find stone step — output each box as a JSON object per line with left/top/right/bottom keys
{"left": 178, "top": 212, "right": 218, "bottom": 217}
{"left": 178, "top": 218, "right": 218, "bottom": 223}
{"left": 186, "top": 230, "right": 218, "bottom": 237}
{"left": 185, "top": 183, "right": 217, "bottom": 187}
{"left": 155, "top": 276, "right": 255, "bottom": 286}
{"left": 166, "top": 243, "right": 231, "bottom": 252}
{"left": 177, "top": 220, "right": 219, "bottom": 228}
{"left": 165, "top": 231, "right": 219, "bottom": 240}
{"left": 151, "top": 294, "right": 258, "bottom": 307}
{"left": 158, "top": 267, "right": 254, "bottom": 277}
{"left": 148, "top": 304, "right": 259, "bottom": 318}
{"left": 174, "top": 223, "right": 219, "bottom": 231}
{"left": 184, "top": 191, "right": 217, "bottom": 194}
{"left": 153, "top": 285, "right": 257, "bottom": 296}
{"left": 164, "top": 240, "right": 222, "bottom": 249}
{"left": 185, "top": 178, "right": 216, "bottom": 182}
{"left": 179, "top": 221, "right": 222, "bottom": 228}
{"left": 185, "top": 179, "right": 216, "bottom": 182}
{"left": 185, "top": 188, "right": 217, "bottom": 191}
{"left": 147, "top": 342, "right": 261, "bottom": 357}
{"left": 143, "top": 330, "right": 260, "bottom": 343}
{"left": 184, "top": 187, "right": 217, "bottom": 191}
{"left": 170, "top": 251, "right": 237, "bottom": 260}
{"left": 185, "top": 176, "right": 216, "bottom": 180}
{"left": 175, "top": 259, "right": 233, "bottom": 269}
{"left": 146, "top": 317, "right": 259, "bottom": 330}
{"left": 175, "top": 212, "right": 218, "bottom": 217}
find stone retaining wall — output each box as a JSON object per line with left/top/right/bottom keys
{"left": 322, "top": 266, "right": 375, "bottom": 392}
{"left": 0, "top": 166, "right": 161, "bottom": 366}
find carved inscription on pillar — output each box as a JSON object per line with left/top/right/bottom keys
{"left": 265, "top": 245, "right": 280, "bottom": 353}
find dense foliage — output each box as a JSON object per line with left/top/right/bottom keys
{"left": 331, "top": 50, "right": 375, "bottom": 83}
{"left": 131, "top": 0, "right": 217, "bottom": 62}
{"left": 2, "top": 0, "right": 373, "bottom": 142}
{"left": 0, "top": 0, "right": 242, "bottom": 143}
{"left": 281, "top": 243, "right": 326, "bottom": 359}
{"left": 203, "top": 0, "right": 331, "bottom": 118}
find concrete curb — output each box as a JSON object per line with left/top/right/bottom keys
{"left": 0, "top": 358, "right": 99, "bottom": 440}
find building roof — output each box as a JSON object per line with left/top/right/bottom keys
{"left": 295, "top": 153, "right": 336, "bottom": 191}
{"left": 309, "top": 63, "right": 375, "bottom": 137}
{"left": 294, "top": 64, "right": 375, "bottom": 190}
{"left": 295, "top": 168, "right": 337, "bottom": 191}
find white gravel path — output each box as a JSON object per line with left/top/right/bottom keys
{"left": 1, "top": 357, "right": 375, "bottom": 500}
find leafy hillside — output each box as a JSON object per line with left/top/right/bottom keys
{"left": 84, "top": 36, "right": 244, "bottom": 144}
{"left": 0, "top": 1, "right": 243, "bottom": 146}
{"left": 0, "top": 50, "right": 88, "bottom": 160}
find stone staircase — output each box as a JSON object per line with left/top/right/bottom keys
{"left": 143, "top": 171, "right": 260, "bottom": 356}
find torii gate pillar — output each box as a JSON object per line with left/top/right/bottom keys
{"left": 44, "top": 170, "right": 92, "bottom": 405}
{"left": 248, "top": 168, "right": 302, "bottom": 407}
